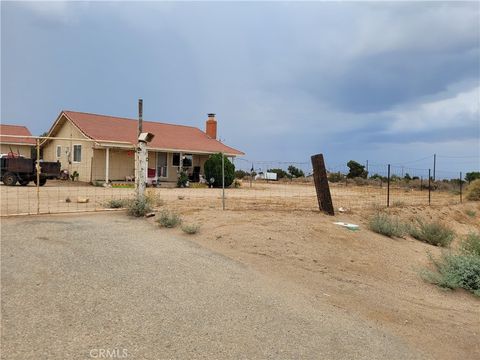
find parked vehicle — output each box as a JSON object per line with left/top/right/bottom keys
{"left": 0, "top": 154, "right": 61, "bottom": 186}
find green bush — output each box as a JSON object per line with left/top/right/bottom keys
{"left": 421, "top": 252, "right": 480, "bottom": 297}
{"left": 460, "top": 232, "right": 480, "bottom": 257}
{"left": 157, "top": 211, "right": 182, "bottom": 228}
{"left": 368, "top": 213, "right": 408, "bottom": 238}
{"left": 177, "top": 170, "right": 189, "bottom": 188}
{"left": 127, "top": 198, "right": 152, "bottom": 217}
{"left": 204, "top": 153, "right": 235, "bottom": 188}
{"left": 410, "top": 220, "right": 454, "bottom": 247}
{"left": 181, "top": 223, "right": 200, "bottom": 235}
{"left": 466, "top": 179, "right": 480, "bottom": 201}
{"left": 105, "top": 198, "right": 129, "bottom": 209}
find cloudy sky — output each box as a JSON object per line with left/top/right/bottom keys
{"left": 1, "top": 1, "right": 479, "bottom": 176}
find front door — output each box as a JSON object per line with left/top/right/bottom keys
{"left": 156, "top": 152, "right": 168, "bottom": 178}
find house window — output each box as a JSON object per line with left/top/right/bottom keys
{"left": 73, "top": 144, "right": 82, "bottom": 162}
{"left": 182, "top": 154, "right": 193, "bottom": 167}
{"left": 172, "top": 153, "right": 180, "bottom": 166}
{"left": 56, "top": 145, "right": 62, "bottom": 159}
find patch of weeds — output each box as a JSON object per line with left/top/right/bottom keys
{"left": 181, "top": 223, "right": 200, "bottom": 235}
{"left": 157, "top": 211, "right": 182, "bottom": 228}
{"left": 410, "top": 219, "right": 454, "bottom": 247}
{"left": 392, "top": 200, "right": 405, "bottom": 207}
{"left": 460, "top": 232, "right": 480, "bottom": 257}
{"left": 368, "top": 213, "right": 409, "bottom": 238}
{"left": 465, "top": 209, "right": 476, "bottom": 218}
{"left": 105, "top": 198, "right": 129, "bottom": 209}
{"left": 127, "top": 198, "right": 152, "bottom": 217}
{"left": 421, "top": 252, "right": 480, "bottom": 297}
{"left": 145, "top": 190, "right": 164, "bottom": 207}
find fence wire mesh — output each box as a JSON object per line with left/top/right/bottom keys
{"left": 0, "top": 139, "right": 473, "bottom": 216}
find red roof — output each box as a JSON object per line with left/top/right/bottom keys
{"left": 0, "top": 124, "right": 36, "bottom": 145}
{"left": 60, "top": 111, "right": 244, "bottom": 156}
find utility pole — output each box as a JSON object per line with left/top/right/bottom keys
{"left": 433, "top": 154, "right": 436, "bottom": 181}
{"left": 136, "top": 99, "right": 146, "bottom": 200}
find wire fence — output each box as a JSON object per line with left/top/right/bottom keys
{"left": 0, "top": 137, "right": 475, "bottom": 216}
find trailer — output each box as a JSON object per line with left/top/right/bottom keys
{"left": 0, "top": 154, "right": 61, "bottom": 186}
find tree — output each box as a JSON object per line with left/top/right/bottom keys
{"left": 204, "top": 153, "right": 235, "bottom": 188}
{"left": 268, "top": 168, "right": 288, "bottom": 179}
{"left": 465, "top": 172, "right": 480, "bottom": 184}
{"left": 234, "top": 170, "right": 248, "bottom": 179}
{"left": 346, "top": 160, "right": 367, "bottom": 179}
{"left": 287, "top": 165, "right": 305, "bottom": 178}
{"left": 404, "top": 173, "right": 412, "bottom": 181}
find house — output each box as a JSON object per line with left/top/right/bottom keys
{"left": 41, "top": 111, "right": 244, "bottom": 183}
{"left": 0, "top": 124, "right": 36, "bottom": 157}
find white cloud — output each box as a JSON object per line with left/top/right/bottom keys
{"left": 386, "top": 86, "right": 480, "bottom": 133}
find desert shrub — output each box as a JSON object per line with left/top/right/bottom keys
{"left": 328, "top": 172, "right": 344, "bottom": 183}
{"left": 353, "top": 177, "right": 369, "bottom": 186}
{"left": 368, "top": 213, "right": 409, "bottom": 238}
{"left": 127, "top": 198, "right": 152, "bottom": 217}
{"left": 181, "top": 223, "right": 200, "bottom": 234}
{"left": 465, "top": 209, "right": 476, "bottom": 218}
{"left": 410, "top": 220, "right": 454, "bottom": 247}
{"left": 234, "top": 170, "right": 248, "bottom": 179}
{"left": 157, "top": 211, "right": 182, "bottom": 228}
{"left": 190, "top": 182, "right": 208, "bottom": 189}
{"left": 177, "top": 170, "right": 189, "bottom": 188}
{"left": 105, "top": 198, "right": 129, "bottom": 209}
{"left": 370, "top": 173, "right": 387, "bottom": 182}
{"left": 466, "top": 179, "right": 480, "bottom": 201}
{"left": 460, "top": 232, "right": 480, "bottom": 257}
{"left": 233, "top": 179, "right": 241, "bottom": 188}
{"left": 392, "top": 200, "right": 405, "bottom": 207}
{"left": 421, "top": 252, "right": 480, "bottom": 297}
{"left": 204, "top": 153, "right": 235, "bottom": 188}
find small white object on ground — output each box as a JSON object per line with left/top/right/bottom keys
{"left": 77, "top": 197, "right": 89, "bottom": 203}
{"left": 333, "top": 222, "right": 360, "bottom": 231}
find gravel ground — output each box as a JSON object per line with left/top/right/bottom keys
{"left": 1, "top": 212, "right": 427, "bottom": 359}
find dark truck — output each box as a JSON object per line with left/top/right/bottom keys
{"left": 0, "top": 155, "right": 61, "bottom": 186}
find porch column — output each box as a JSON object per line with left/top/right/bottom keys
{"left": 105, "top": 147, "right": 110, "bottom": 184}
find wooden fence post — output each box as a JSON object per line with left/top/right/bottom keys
{"left": 311, "top": 154, "right": 334, "bottom": 216}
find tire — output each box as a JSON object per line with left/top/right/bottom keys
{"left": 34, "top": 178, "right": 47, "bottom": 186}
{"left": 3, "top": 172, "right": 17, "bottom": 186}
{"left": 19, "top": 180, "right": 30, "bottom": 186}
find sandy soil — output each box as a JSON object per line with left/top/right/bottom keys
{"left": 150, "top": 200, "right": 480, "bottom": 360}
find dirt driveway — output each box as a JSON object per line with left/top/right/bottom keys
{"left": 1, "top": 213, "right": 425, "bottom": 359}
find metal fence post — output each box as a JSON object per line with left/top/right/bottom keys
{"left": 36, "top": 138, "right": 41, "bottom": 214}
{"left": 460, "top": 171, "right": 462, "bottom": 203}
{"left": 420, "top": 176, "right": 423, "bottom": 191}
{"left": 428, "top": 169, "right": 431, "bottom": 205}
{"left": 387, "top": 164, "right": 390, "bottom": 207}
{"left": 222, "top": 152, "right": 225, "bottom": 210}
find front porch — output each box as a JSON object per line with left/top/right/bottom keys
{"left": 91, "top": 147, "right": 211, "bottom": 184}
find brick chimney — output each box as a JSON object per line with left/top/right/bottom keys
{"left": 206, "top": 113, "right": 217, "bottom": 139}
